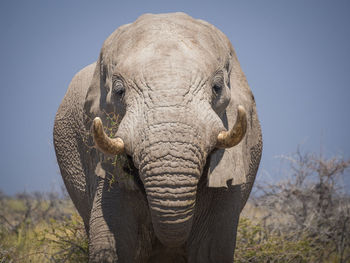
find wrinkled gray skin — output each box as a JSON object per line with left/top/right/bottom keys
{"left": 54, "top": 13, "right": 262, "bottom": 263}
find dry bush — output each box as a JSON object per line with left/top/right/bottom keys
{"left": 237, "top": 149, "right": 350, "bottom": 263}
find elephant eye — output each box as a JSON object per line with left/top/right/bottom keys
{"left": 212, "top": 84, "right": 222, "bottom": 97}
{"left": 112, "top": 80, "right": 126, "bottom": 99}
{"left": 212, "top": 72, "right": 225, "bottom": 98}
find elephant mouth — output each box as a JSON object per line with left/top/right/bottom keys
{"left": 121, "top": 153, "right": 214, "bottom": 199}
{"left": 121, "top": 154, "right": 146, "bottom": 195}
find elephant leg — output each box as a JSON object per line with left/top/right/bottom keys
{"left": 187, "top": 181, "right": 241, "bottom": 263}
{"left": 89, "top": 177, "right": 153, "bottom": 263}
{"left": 89, "top": 178, "right": 118, "bottom": 262}
{"left": 54, "top": 117, "right": 92, "bottom": 230}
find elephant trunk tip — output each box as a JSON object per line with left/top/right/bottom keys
{"left": 153, "top": 217, "right": 194, "bottom": 247}
{"left": 147, "top": 192, "right": 197, "bottom": 247}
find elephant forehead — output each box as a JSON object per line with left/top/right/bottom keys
{"left": 118, "top": 50, "right": 210, "bottom": 84}
{"left": 111, "top": 13, "right": 228, "bottom": 74}
{"left": 123, "top": 13, "right": 221, "bottom": 52}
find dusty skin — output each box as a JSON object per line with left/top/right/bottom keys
{"left": 54, "top": 12, "right": 262, "bottom": 263}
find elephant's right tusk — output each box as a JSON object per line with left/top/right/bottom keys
{"left": 92, "top": 117, "right": 125, "bottom": 155}
{"left": 216, "top": 105, "right": 247, "bottom": 149}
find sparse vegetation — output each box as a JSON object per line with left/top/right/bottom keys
{"left": 236, "top": 149, "right": 350, "bottom": 263}
{"left": 1, "top": 149, "right": 349, "bottom": 262}
{"left": 0, "top": 191, "right": 87, "bottom": 263}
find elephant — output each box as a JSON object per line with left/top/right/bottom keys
{"left": 53, "top": 12, "right": 262, "bottom": 263}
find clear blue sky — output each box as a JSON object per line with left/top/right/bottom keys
{"left": 1, "top": 0, "right": 349, "bottom": 195}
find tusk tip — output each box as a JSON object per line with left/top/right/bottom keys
{"left": 237, "top": 105, "right": 247, "bottom": 119}
{"left": 237, "top": 105, "right": 247, "bottom": 126}
{"left": 92, "top": 117, "right": 103, "bottom": 134}
{"left": 237, "top": 105, "right": 245, "bottom": 113}
{"left": 93, "top": 117, "right": 102, "bottom": 126}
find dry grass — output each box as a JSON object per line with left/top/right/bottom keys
{"left": 0, "top": 192, "right": 87, "bottom": 263}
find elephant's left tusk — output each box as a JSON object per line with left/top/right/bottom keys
{"left": 92, "top": 117, "right": 125, "bottom": 155}
{"left": 216, "top": 105, "right": 247, "bottom": 149}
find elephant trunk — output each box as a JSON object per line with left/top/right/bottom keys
{"left": 135, "top": 119, "right": 205, "bottom": 247}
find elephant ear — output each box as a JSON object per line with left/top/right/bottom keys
{"left": 84, "top": 24, "right": 130, "bottom": 126}
{"left": 84, "top": 54, "right": 105, "bottom": 123}
{"left": 208, "top": 48, "right": 262, "bottom": 189}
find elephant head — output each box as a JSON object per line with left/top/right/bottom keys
{"left": 84, "top": 13, "right": 261, "bottom": 247}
